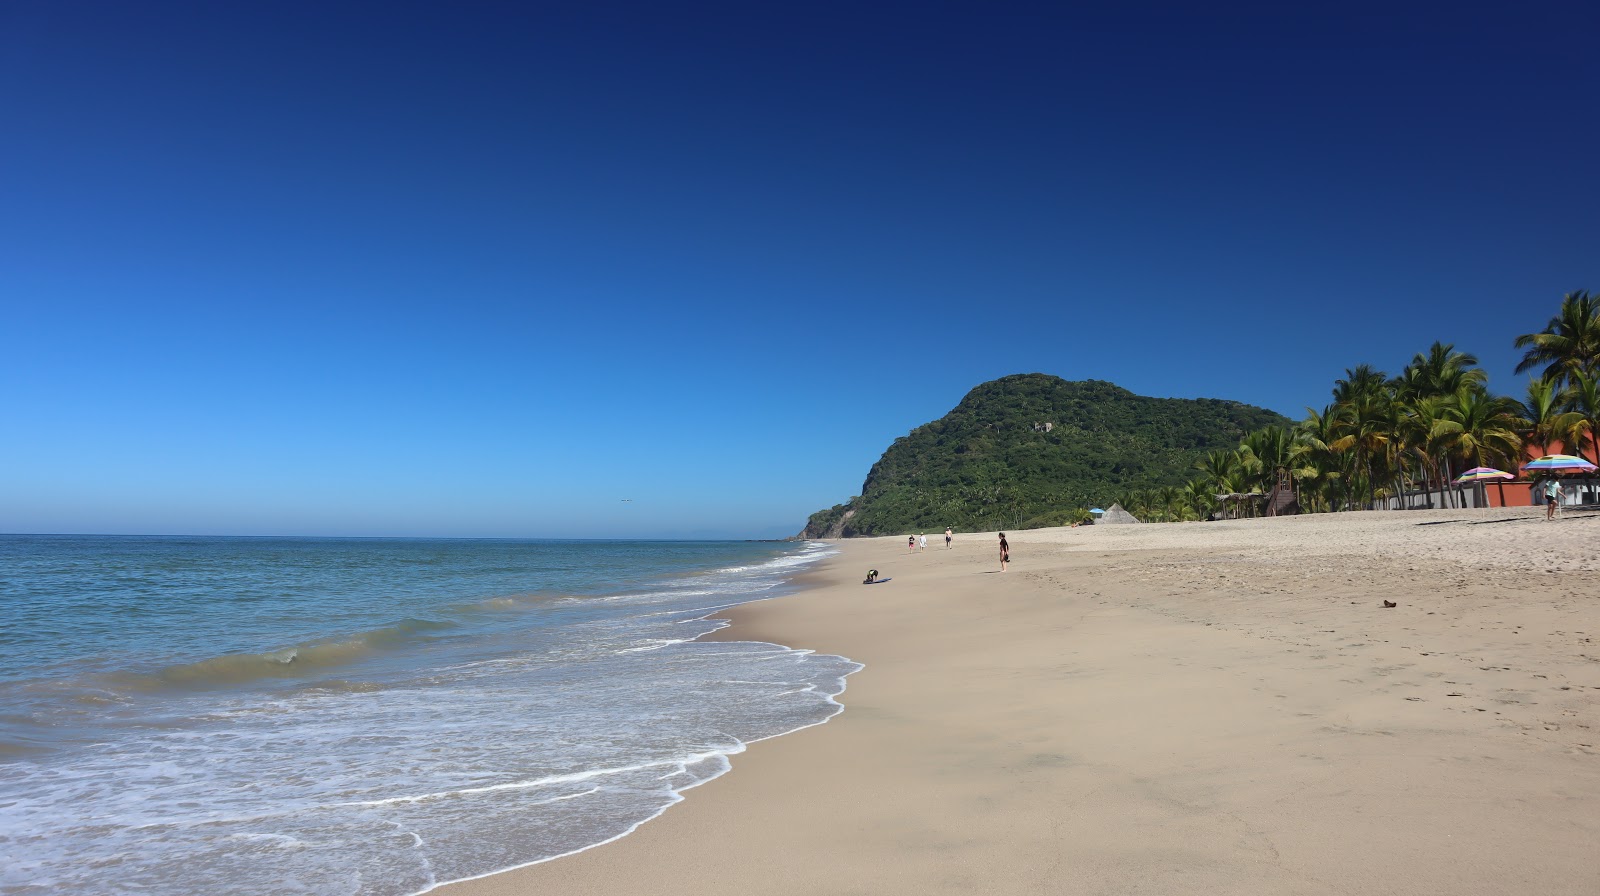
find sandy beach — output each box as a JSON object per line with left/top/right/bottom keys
{"left": 441, "top": 507, "right": 1600, "bottom": 895}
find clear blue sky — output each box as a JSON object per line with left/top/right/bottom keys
{"left": 3, "top": 2, "right": 1596, "bottom": 539}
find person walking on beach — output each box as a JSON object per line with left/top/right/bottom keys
{"left": 945, "top": 527, "right": 953, "bottom": 549}
{"left": 1544, "top": 475, "right": 1562, "bottom": 520}
{"left": 919, "top": 533, "right": 927, "bottom": 552}
{"left": 908, "top": 535, "right": 916, "bottom": 553}
{"left": 998, "top": 532, "right": 1009, "bottom": 572}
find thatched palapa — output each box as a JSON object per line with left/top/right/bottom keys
{"left": 1098, "top": 503, "right": 1142, "bottom": 524}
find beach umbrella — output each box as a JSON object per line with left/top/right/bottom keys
{"left": 1523, "top": 454, "right": 1598, "bottom": 472}
{"left": 1456, "top": 466, "right": 1515, "bottom": 508}
{"left": 1454, "top": 467, "right": 1513, "bottom": 483}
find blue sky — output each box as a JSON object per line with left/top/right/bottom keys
{"left": 3, "top": 2, "right": 1596, "bottom": 539}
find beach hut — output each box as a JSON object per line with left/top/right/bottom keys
{"left": 1098, "top": 503, "right": 1141, "bottom": 524}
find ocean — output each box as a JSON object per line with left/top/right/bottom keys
{"left": 0, "top": 535, "right": 858, "bottom": 895}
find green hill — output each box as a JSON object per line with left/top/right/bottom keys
{"left": 802, "top": 374, "right": 1290, "bottom": 537}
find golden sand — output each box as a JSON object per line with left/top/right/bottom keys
{"left": 442, "top": 507, "right": 1600, "bottom": 895}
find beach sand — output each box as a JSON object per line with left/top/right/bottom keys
{"left": 441, "top": 507, "right": 1600, "bottom": 895}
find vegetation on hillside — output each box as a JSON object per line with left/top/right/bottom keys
{"left": 802, "top": 375, "right": 1289, "bottom": 536}
{"left": 805, "top": 290, "right": 1599, "bottom": 535}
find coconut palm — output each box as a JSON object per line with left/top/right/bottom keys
{"left": 1182, "top": 479, "right": 1216, "bottom": 520}
{"left": 1195, "top": 448, "right": 1242, "bottom": 493}
{"left": 1327, "top": 367, "right": 1398, "bottom": 509}
{"left": 1238, "top": 426, "right": 1298, "bottom": 510}
{"left": 1515, "top": 290, "right": 1600, "bottom": 389}
{"left": 1401, "top": 394, "right": 1478, "bottom": 507}
{"left": 1560, "top": 371, "right": 1600, "bottom": 465}
{"left": 1519, "top": 378, "right": 1584, "bottom": 458}
{"left": 1330, "top": 389, "right": 1393, "bottom": 509}
{"left": 1332, "top": 364, "right": 1389, "bottom": 406}
{"left": 1155, "top": 485, "right": 1183, "bottom": 522}
{"left": 1293, "top": 405, "right": 1346, "bottom": 512}
{"left": 1239, "top": 427, "right": 1292, "bottom": 486}
{"left": 1434, "top": 388, "right": 1525, "bottom": 473}
{"left": 1396, "top": 342, "right": 1488, "bottom": 402}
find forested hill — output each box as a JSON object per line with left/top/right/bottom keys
{"left": 802, "top": 374, "right": 1290, "bottom": 537}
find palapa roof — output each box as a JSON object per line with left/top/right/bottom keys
{"left": 1098, "top": 502, "right": 1142, "bottom": 524}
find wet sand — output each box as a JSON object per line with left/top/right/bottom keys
{"left": 441, "top": 507, "right": 1600, "bottom": 895}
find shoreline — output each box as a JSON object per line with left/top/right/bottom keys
{"left": 441, "top": 508, "right": 1600, "bottom": 895}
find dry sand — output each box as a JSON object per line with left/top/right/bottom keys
{"left": 441, "top": 507, "right": 1600, "bottom": 895}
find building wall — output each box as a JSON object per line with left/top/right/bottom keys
{"left": 1487, "top": 480, "right": 1600, "bottom": 507}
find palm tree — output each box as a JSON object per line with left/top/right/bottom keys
{"left": 1182, "top": 479, "right": 1216, "bottom": 520}
{"left": 1515, "top": 290, "right": 1600, "bottom": 389}
{"left": 1396, "top": 395, "right": 1446, "bottom": 507}
{"left": 1561, "top": 371, "right": 1600, "bottom": 466}
{"left": 1327, "top": 367, "right": 1397, "bottom": 509}
{"left": 1396, "top": 342, "right": 1488, "bottom": 402}
{"left": 1330, "top": 390, "right": 1393, "bottom": 509}
{"left": 1194, "top": 448, "right": 1250, "bottom": 518}
{"left": 1519, "top": 378, "right": 1584, "bottom": 458}
{"left": 1332, "top": 364, "right": 1389, "bottom": 406}
{"left": 1434, "top": 389, "right": 1525, "bottom": 487}
{"left": 1156, "top": 485, "right": 1183, "bottom": 522}
{"left": 1196, "top": 449, "right": 1241, "bottom": 493}
{"left": 1294, "top": 405, "right": 1346, "bottom": 512}
{"left": 1239, "top": 426, "right": 1297, "bottom": 510}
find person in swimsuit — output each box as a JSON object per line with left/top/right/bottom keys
{"left": 944, "top": 527, "right": 952, "bottom": 549}
{"left": 908, "top": 535, "right": 915, "bottom": 553}
{"left": 998, "top": 532, "right": 1009, "bottom": 572}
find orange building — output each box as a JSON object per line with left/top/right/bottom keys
{"left": 1480, "top": 435, "right": 1598, "bottom": 508}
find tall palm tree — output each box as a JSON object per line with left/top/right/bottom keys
{"left": 1156, "top": 485, "right": 1182, "bottom": 522}
{"left": 1330, "top": 390, "right": 1393, "bottom": 509}
{"left": 1385, "top": 349, "right": 1492, "bottom": 508}
{"left": 1396, "top": 342, "right": 1488, "bottom": 402}
{"left": 1396, "top": 395, "right": 1450, "bottom": 508}
{"left": 1240, "top": 428, "right": 1292, "bottom": 486}
{"left": 1193, "top": 448, "right": 1249, "bottom": 518}
{"left": 1561, "top": 371, "right": 1600, "bottom": 465}
{"left": 1519, "top": 378, "right": 1584, "bottom": 458}
{"left": 1196, "top": 449, "right": 1241, "bottom": 493}
{"left": 1515, "top": 290, "right": 1600, "bottom": 389}
{"left": 1182, "top": 479, "right": 1216, "bottom": 520}
{"left": 1434, "top": 388, "right": 1525, "bottom": 474}
{"left": 1332, "top": 364, "right": 1389, "bottom": 406}
{"left": 1294, "top": 405, "right": 1346, "bottom": 511}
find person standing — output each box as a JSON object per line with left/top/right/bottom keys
{"left": 944, "top": 527, "right": 953, "bottom": 549}
{"left": 998, "top": 532, "right": 1009, "bottom": 572}
{"left": 908, "top": 535, "right": 916, "bottom": 553}
{"left": 918, "top": 533, "right": 927, "bottom": 552}
{"left": 1544, "top": 475, "right": 1562, "bottom": 520}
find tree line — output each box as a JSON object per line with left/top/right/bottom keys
{"left": 1113, "top": 290, "right": 1600, "bottom": 522}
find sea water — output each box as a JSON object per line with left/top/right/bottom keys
{"left": 0, "top": 535, "right": 857, "bottom": 895}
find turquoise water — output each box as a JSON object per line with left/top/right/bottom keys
{"left": 0, "top": 535, "right": 857, "bottom": 895}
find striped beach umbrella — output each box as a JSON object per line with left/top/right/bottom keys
{"left": 1454, "top": 466, "right": 1514, "bottom": 483}
{"left": 1523, "top": 454, "right": 1598, "bottom": 472}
